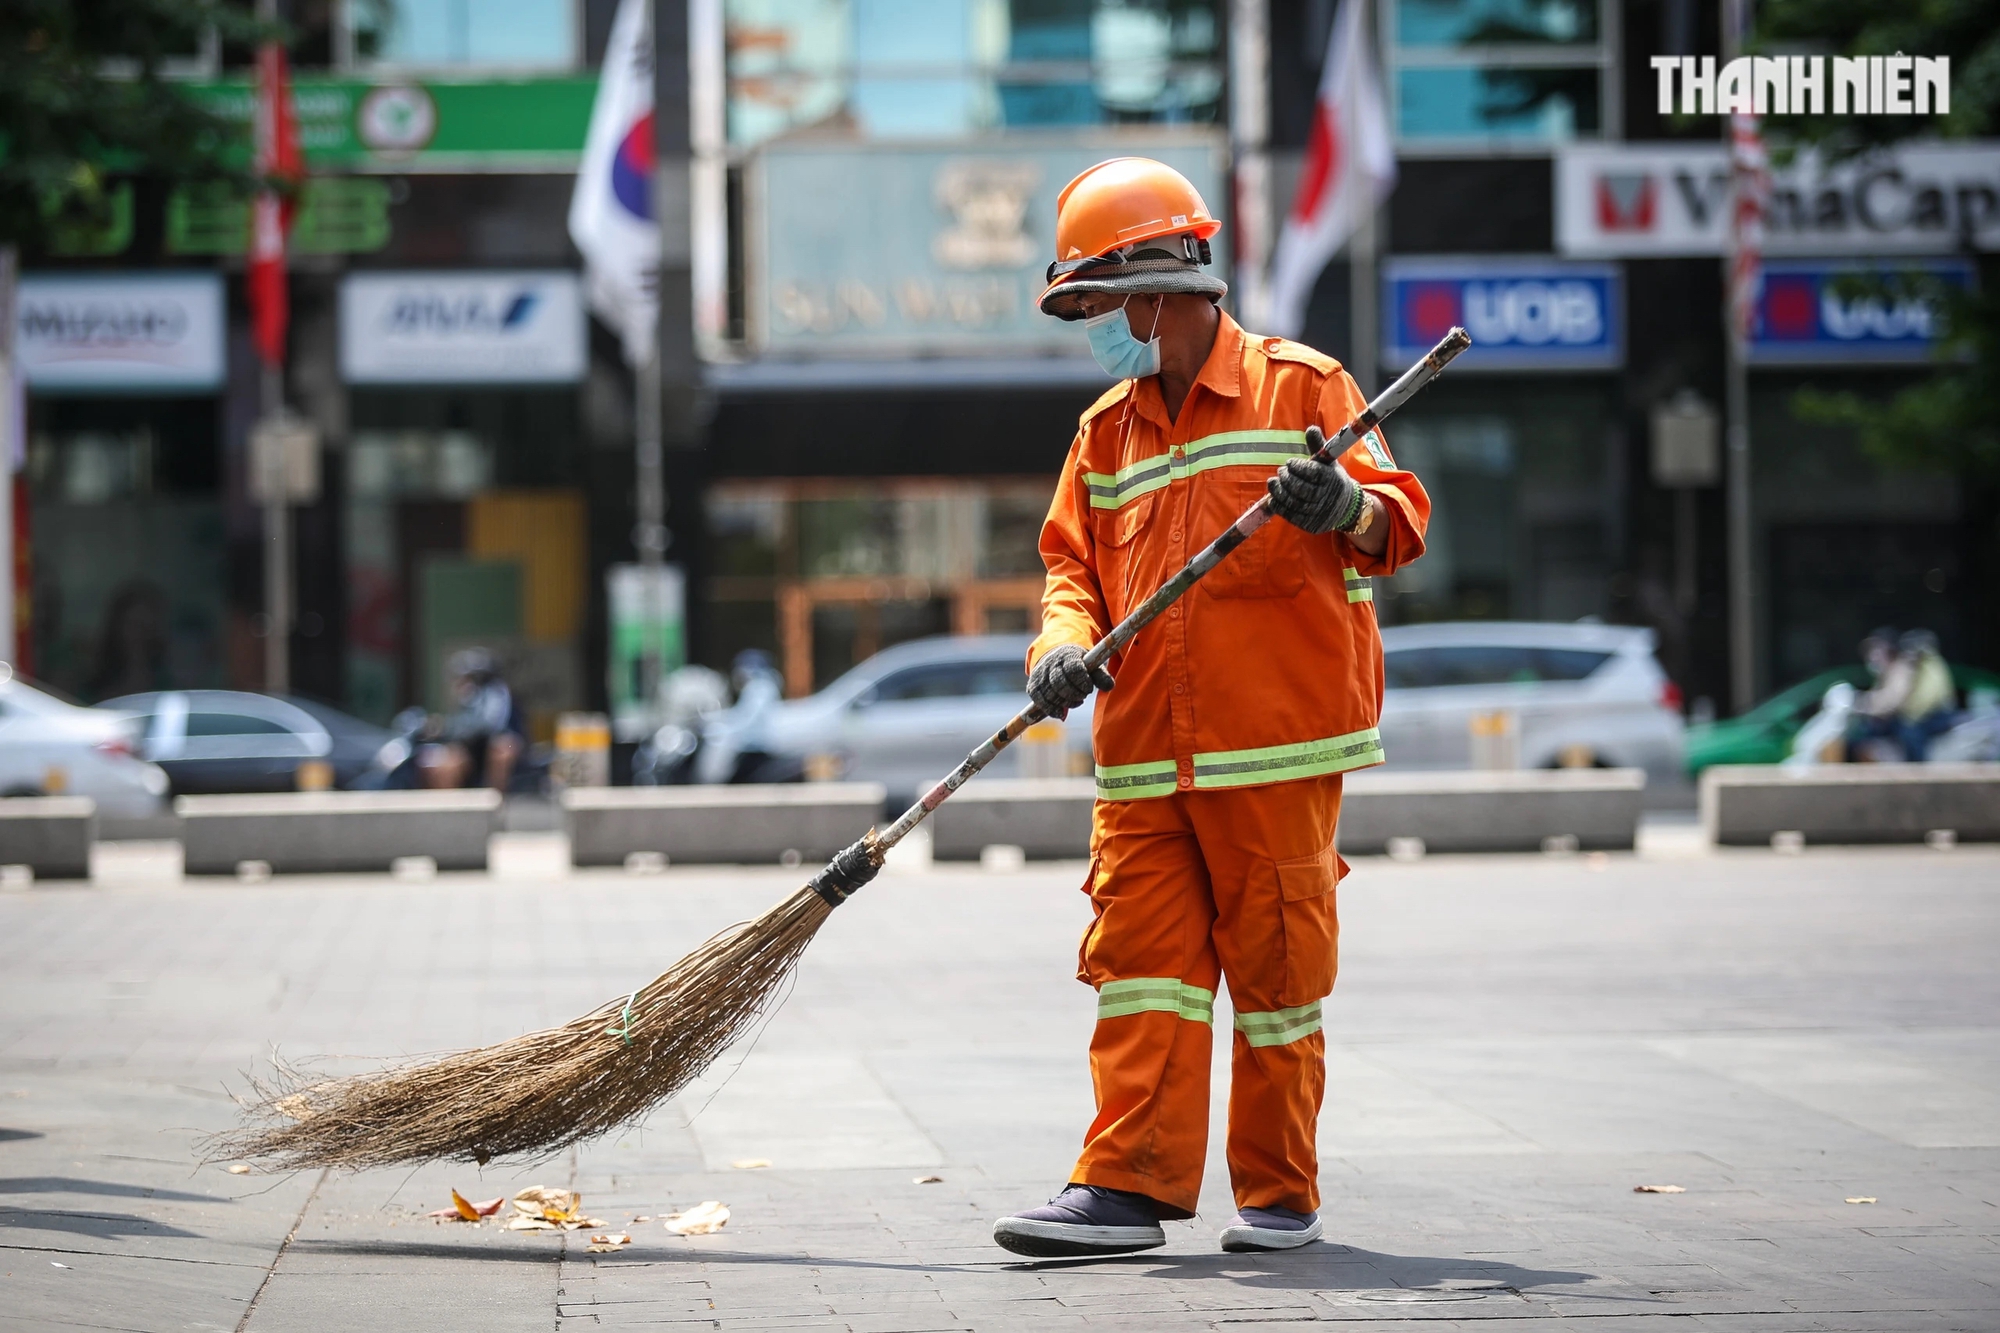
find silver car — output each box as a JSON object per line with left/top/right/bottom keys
{"left": 0, "top": 667, "right": 170, "bottom": 818}
{"left": 1377, "top": 621, "right": 1684, "bottom": 782}
{"left": 713, "top": 635, "right": 1092, "bottom": 803}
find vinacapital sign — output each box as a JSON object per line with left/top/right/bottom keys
{"left": 1650, "top": 55, "right": 1949, "bottom": 117}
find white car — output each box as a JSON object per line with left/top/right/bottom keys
{"left": 1377, "top": 621, "right": 1685, "bottom": 782}
{"left": 710, "top": 635, "right": 1093, "bottom": 803}
{"left": 0, "top": 666, "right": 170, "bottom": 818}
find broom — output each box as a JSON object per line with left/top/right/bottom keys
{"left": 217, "top": 327, "right": 1471, "bottom": 1173}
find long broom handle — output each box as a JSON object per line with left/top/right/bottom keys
{"left": 811, "top": 326, "right": 1471, "bottom": 904}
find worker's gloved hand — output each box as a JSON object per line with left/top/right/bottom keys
{"left": 1029, "top": 644, "right": 1114, "bottom": 720}
{"left": 1267, "top": 426, "right": 1367, "bottom": 534}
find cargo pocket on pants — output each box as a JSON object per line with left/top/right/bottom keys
{"left": 1275, "top": 846, "right": 1339, "bottom": 1005}
{"left": 1075, "top": 854, "right": 1104, "bottom": 985}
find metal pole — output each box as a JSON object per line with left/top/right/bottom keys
{"left": 1228, "top": 0, "right": 1271, "bottom": 330}
{"left": 1349, "top": 208, "right": 1379, "bottom": 396}
{"left": 262, "top": 364, "right": 290, "bottom": 695}
{"left": 1722, "top": 0, "right": 1755, "bottom": 713}
{"left": 1723, "top": 341, "right": 1752, "bottom": 710}
{"left": 0, "top": 246, "right": 15, "bottom": 667}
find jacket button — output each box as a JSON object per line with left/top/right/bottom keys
{"left": 1170, "top": 529, "right": 1182, "bottom": 541}
{"left": 1173, "top": 682, "right": 1185, "bottom": 695}
{"left": 1178, "top": 775, "right": 1193, "bottom": 789}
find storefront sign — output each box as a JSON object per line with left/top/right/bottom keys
{"left": 189, "top": 76, "right": 595, "bottom": 171}
{"left": 1382, "top": 259, "right": 1623, "bottom": 371}
{"left": 16, "top": 272, "right": 225, "bottom": 391}
{"left": 1748, "top": 259, "right": 1975, "bottom": 364}
{"left": 1556, "top": 141, "right": 2000, "bottom": 257}
{"left": 750, "top": 134, "right": 1225, "bottom": 358}
{"left": 339, "top": 271, "right": 586, "bottom": 384}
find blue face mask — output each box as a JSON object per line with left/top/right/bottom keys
{"left": 1084, "top": 299, "right": 1162, "bottom": 380}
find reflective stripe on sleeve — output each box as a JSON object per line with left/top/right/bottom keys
{"left": 1084, "top": 429, "right": 1310, "bottom": 510}
{"left": 1095, "top": 759, "right": 1178, "bottom": 801}
{"left": 1234, "top": 1001, "right": 1323, "bottom": 1048}
{"left": 1097, "top": 977, "right": 1216, "bottom": 1024}
{"left": 1191, "top": 727, "right": 1384, "bottom": 789}
{"left": 1343, "top": 566, "right": 1373, "bottom": 603}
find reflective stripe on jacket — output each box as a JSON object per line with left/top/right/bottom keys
{"left": 1029, "top": 313, "right": 1431, "bottom": 800}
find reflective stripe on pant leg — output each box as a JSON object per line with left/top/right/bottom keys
{"left": 1098, "top": 977, "right": 1215, "bottom": 1024}
{"left": 1232, "top": 1000, "right": 1322, "bottom": 1048}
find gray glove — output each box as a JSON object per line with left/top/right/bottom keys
{"left": 1267, "top": 425, "right": 1367, "bottom": 535}
{"left": 1029, "top": 644, "right": 1114, "bottom": 719}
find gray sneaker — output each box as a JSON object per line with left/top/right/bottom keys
{"left": 1219, "top": 1204, "right": 1322, "bottom": 1252}
{"left": 993, "top": 1184, "right": 1166, "bottom": 1258}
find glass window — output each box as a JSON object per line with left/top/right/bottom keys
{"left": 1387, "top": 0, "right": 1608, "bottom": 148}
{"left": 873, "top": 660, "right": 1027, "bottom": 700}
{"left": 1532, "top": 648, "right": 1611, "bottom": 680}
{"left": 724, "top": 0, "right": 1223, "bottom": 146}
{"left": 185, "top": 712, "right": 292, "bottom": 736}
{"left": 1383, "top": 644, "right": 1609, "bottom": 687}
{"left": 348, "top": 0, "right": 576, "bottom": 69}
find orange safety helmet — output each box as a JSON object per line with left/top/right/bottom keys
{"left": 1038, "top": 157, "right": 1227, "bottom": 321}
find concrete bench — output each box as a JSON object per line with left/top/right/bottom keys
{"left": 0, "top": 797, "right": 97, "bottom": 880}
{"left": 1339, "top": 768, "right": 1647, "bottom": 854}
{"left": 929, "top": 778, "right": 1096, "bottom": 861}
{"left": 1701, "top": 762, "right": 2000, "bottom": 846}
{"left": 177, "top": 790, "right": 500, "bottom": 875}
{"left": 563, "top": 784, "right": 888, "bottom": 867}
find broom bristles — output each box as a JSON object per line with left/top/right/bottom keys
{"left": 212, "top": 884, "right": 834, "bottom": 1172}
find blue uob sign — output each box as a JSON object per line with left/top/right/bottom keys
{"left": 1383, "top": 259, "right": 1624, "bottom": 371}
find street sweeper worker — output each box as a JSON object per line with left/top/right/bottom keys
{"left": 992, "top": 157, "right": 1430, "bottom": 1259}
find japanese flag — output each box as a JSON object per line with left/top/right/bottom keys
{"left": 1267, "top": 0, "right": 1397, "bottom": 339}
{"left": 569, "top": 0, "right": 659, "bottom": 366}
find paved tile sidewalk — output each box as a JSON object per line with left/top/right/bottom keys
{"left": 2, "top": 844, "right": 1996, "bottom": 1330}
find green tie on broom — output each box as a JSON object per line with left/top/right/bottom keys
{"left": 216, "top": 328, "right": 1470, "bottom": 1174}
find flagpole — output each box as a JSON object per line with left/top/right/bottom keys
{"left": 1723, "top": 0, "right": 1757, "bottom": 714}
{"left": 1348, "top": 207, "right": 1378, "bottom": 396}
{"left": 1228, "top": 0, "right": 1271, "bottom": 330}
{"left": 255, "top": 0, "right": 289, "bottom": 696}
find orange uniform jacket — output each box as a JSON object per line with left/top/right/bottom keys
{"left": 1030, "top": 313, "right": 1431, "bottom": 797}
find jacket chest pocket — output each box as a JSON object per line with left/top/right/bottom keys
{"left": 1089, "top": 490, "right": 1157, "bottom": 623}
{"left": 1200, "top": 473, "right": 1307, "bottom": 600}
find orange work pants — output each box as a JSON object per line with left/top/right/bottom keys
{"left": 1070, "top": 774, "right": 1343, "bottom": 1220}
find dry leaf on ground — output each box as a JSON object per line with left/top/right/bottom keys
{"left": 429, "top": 1189, "right": 505, "bottom": 1220}
{"left": 1846, "top": 1196, "right": 1877, "bottom": 1204}
{"left": 225, "top": 1164, "right": 251, "bottom": 1175}
{"left": 730, "top": 1158, "right": 771, "bottom": 1170}
{"left": 913, "top": 1175, "right": 944, "bottom": 1184}
{"left": 586, "top": 1232, "right": 631, "bottom": 1252}
{"left": 509, "top": 1186, "right": 603, "bottom": 1230}
{"left": 662, "top": 1201, "right": 730, "bottom": 1235}
{"left": 1633, "top": 1184, "right": 1685, "bottom": 1194}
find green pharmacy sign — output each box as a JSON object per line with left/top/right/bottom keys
{"left": 186, "top": 75, "right": 597, "bottom": 172}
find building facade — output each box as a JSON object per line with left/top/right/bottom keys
{"left": 13, "top": 0, "right": 1994, "bottom": 735}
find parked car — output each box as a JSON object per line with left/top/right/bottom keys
{"left": 0, "top": 667, "right": 169, "bottom": 817}
{"left": 98, "top": 690, "right": 394, "bottom": 795}
{"left": 1683, "top": 662, "right": 2000, "bottom": 774}
{"left": 1377, "top": 621, "right": 1685, "bottom": 782}
{"left": 704, "top": 634, "right": 1093, "bottom": 804}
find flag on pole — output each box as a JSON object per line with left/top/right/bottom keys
{"left": 1266, "top": 0, "right": 1396, "bottom": 339}
{"left": 249, "top": 42, "right": 303, "bottom": 370}
{"left": 570, "top": 0, "right": 660, "bottom": 367}
{"left": 1726, "top": 114, "right": 1768, "bottom": 347}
